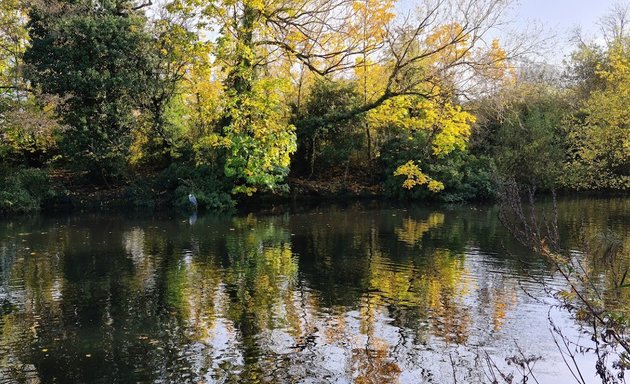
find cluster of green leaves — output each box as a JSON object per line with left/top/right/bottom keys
{"left": 380, "top": 132, "right": 496, "bottom": 202}
{"left": 215, "top": 78, "right": 296, "bottom": 195}
{"left": 0, "top": 166, "right": 54, "bottom": 213}
{"left": 294, "top": 79, "right": 365, "bottom": 176}
{"left": 562, "top": 38, "right": 630, "bottom": 190}
{"left": 472, "top": 34, "right": 630, "bottom": 193}
{"left": 472, "top": 82, "right": 569, "bottom": 190}
{"left": 25, "top": 0, "right": 157, "bottom": 180}
{"left": 124, "top": 161, "right": 234, "bottom": 210}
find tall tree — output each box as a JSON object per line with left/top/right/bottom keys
{"left": 474, "top": 79, "right": 569, "bottom": 189}
{"left": 562, "top": 4, "right": 630, "bottom": 190}
{"left": 564, "top": 37, "right": 630, "bottom": 190}
{"left": 24, "top": 0, "right": 157, "bottom": 182}
{"left": 169, "top": 0, "right": 518, "bottom": 193}
{"left": 0, "top": 0, "right": 27, "bottom": 96}
{"left": 129, "top": 4, "right": 212, "bottom": 167}
{"left": 1, "top": 0, "right": 63, "bottom": 166}
{"left": 350, "top": 0, "right": 395, "bottom": 160}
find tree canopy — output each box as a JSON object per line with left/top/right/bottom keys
{"left": 0, "top": 0, "right": 628, "bottom": 213}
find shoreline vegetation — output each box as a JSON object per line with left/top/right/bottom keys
{"left": 18, "top": 173, "right": 630, "bottom": 216}
{"left": 1, "top": 0, "right": 629, "bottom": 216}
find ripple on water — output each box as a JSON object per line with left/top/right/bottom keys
{"left": 0, "top": 198, "right": 628, "bottom": 383}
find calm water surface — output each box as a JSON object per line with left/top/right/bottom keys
{"left": 1, "top": 198, "right": 629, "bottom": 383}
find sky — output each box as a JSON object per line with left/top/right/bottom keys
{"left": 514, "top": 0, "right": 617, "bottom": 39}
{"left": 511, "top": 0, "right": 620, "bottom": 61}
{"left": 397, "top": 0, "right": 621, "bottom": 62}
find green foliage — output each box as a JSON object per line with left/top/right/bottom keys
{"left": 0, "top": 167, "right": 53, "bottom": 213}
{"left": 0, "top": 0, "right": 63, "bottom": 168}
{"left": 0, "top": 0, "right": 627, "bottom": 213}
{"left": 220, "top": 78, "right": 297, "bottom": 195}
{"left": 174, "top": 1, "right": 299, "bottom": 196}
{"left": 0, "top": 0, "right": 27, "bottom": 92}
{"left": 473, "top": 82, "right": 569, "bottom": 190}
{"left": 563, "top": 38, "right": 630, "bottom": 190}
{"left": 24, "top": 0, "right": 157, "bottom": 180}
{"left": 295, "top": 79, "right": 365, "bottom": 175}
{"left": 426, "top": 152, "right": 497, "bottom": 202}
{"left": 122, "top": 163, "right": 234, "bottom": 211}
{"left": 380, "top": 132, "right": 496, "bottom": 201}
{"left": 563, "top": 43, "right": 608, "bottom": 99}
{"left": 128, "top": 11, "right": 208, "bottom": 169}
{"left": 365, "top": 92, "right": 476, "bottom": 194}
{"left": 160, "top": 163, "right": 234, "bottom": 210}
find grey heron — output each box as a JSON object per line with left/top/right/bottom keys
{"left": 188, "top": 193, "right": 198, "bottom": 208}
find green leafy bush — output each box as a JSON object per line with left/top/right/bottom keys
{"left": 0, "top": 167, "right": 53, "bottom": 213}
{"left": 380, "top": 134, "right": 497, "bottom": 202}
{"left": 123, "top": 162, "right": 234, "bottom": 211}
{"left": 294, "top": 79, "right": 366, "bottom": 176}
{"left": 160, "top": 163, "right": 234, "bottom": 210}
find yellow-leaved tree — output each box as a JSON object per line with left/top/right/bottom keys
{"left": 564, "top": 38, "right": 630, "bottom": 190}
{"left": 350, "top": 0, "right": 395, "bottom": 159}
{"left": 371, "top": 92, "right": 476, "bottom": 193}
{"left": 166, "top": 0, "right": 517, "bottom": 195}
{"left": 354, "top": 18, "right": 507, "bottom": 195}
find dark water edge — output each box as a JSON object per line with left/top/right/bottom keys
{"left": 1, "top": 197, "right": 629, "bottom": 383}
{"left": 32, "top": 186, "right": 628, "bottom": 217}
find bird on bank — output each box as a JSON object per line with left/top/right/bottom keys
{"left": 188, "top": 193, "right": 198, "bottom": 209}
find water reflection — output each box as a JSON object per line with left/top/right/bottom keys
{"left": 0, "top": 198, "right": 628, "bottom": 383}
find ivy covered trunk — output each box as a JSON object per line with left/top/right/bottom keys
{"left": 198, "top": 1, "right": 296, "bottom": 196}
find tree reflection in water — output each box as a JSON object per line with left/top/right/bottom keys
{"left": 0, "top": 198, "right": 628, "bottom": 382}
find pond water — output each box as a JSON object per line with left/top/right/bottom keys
{"left": 0, "top": 198, "right": 629, "bottom": 383}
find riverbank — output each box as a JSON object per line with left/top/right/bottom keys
{"left": 34, "top": 179, "right": 629, "bottom": 215}
{"left": 2, "top": 164, "right": 627, "bottom": 216}
{"left": 39, "top": 176, "right": 384, "bottom": 213}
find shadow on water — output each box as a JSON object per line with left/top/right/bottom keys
{"left": 0, "top": 197, "right": 628, "bottom": 383}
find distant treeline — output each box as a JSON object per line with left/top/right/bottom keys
{"left": 1, "top": 0, "right": 628, "bottom": 213}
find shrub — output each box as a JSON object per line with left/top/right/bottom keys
{"left": 380, "top": 134, "right": 497, "bottom": 202}
{"left": 0, "top": 167, "right": 54, "bottom": 213}
{"left": 160, "top": 162, "right": 234, "bottom": 210}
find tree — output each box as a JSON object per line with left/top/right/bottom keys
{"left": 599, "top": 1, "right": 630, "bottom": 44}
{"left": 129, "top": 4, "right": 213, "bottom": 168}
{"left": 0, "top": 0, "right": 27, "bottom": 96}
{"left": 1, "top": 0, "right": 30, "bottom": 162}
{"left": 375, "top": 92, "right": 476, "bottom": 194}
{"left": 473, "top": 76, "right": 569, "bottom": 189}
{"left": 168, "top": 0, "right": 519, "bottom": 193}
{"left": 1, "top": 0, "right": 63, "bottom": 167}
{"left": 293, "top": 0, "right": 521, "bottom": 129}
{"left": 350, "top": 0, "right": 395, "bottom": 159}
{"left": 564, "top": 37, "right": 630, "bottom": 190}
{"left": 295, "top": 79, "right": 364, "bottom": 178}
{"left": 24, "top": 0, "right": 158, "bottom": 182}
